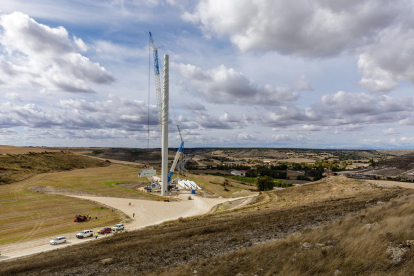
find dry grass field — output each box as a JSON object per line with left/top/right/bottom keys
{"left": 0, "top": 164, "right": 157, "bottom": 246}
{"left": 165, "top": 191, "right": 414, "bottom": 276}
{"left": 278, "top": 157, "right": 316, "bottom": 163}
{"left": 0, "top": 145, "right": 59, "bottom": 154}
{"left": 1, "top": 176, "right": 409, "bottom": 276}
{"left": 183, "top": 172, "right": 256, "bottom": 197}
{"left": 0, "top": 151, "right": 110, "bottom": 184}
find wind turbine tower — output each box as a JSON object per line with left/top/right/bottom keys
{"left": 161, "top": 54, "right": 169, "bottom": 196}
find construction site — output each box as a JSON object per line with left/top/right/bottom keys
{"left": 1, "top": 32, "right": 414, "bottom": 276}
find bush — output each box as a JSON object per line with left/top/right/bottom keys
{"left": 224, "top": 175, "right": 256, "bottom": 183}
{"left": 256, "top": 176, "right": 274, "bottom": 191}
{"left": 297, "top": 175, "right": 311, "bottom": 181}
{"left": 274, "top": 179, "right": 293, "bottom": 188}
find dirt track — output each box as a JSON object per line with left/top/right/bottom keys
{"left": 365, "top": 179, "right": 414, "bottom": 189}
{"left": 0, "top": 193, "right": 252, "bottom": 262}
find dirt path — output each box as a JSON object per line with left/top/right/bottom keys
{"left": 0, "top": 193, "right": 249, "bottom": 261}
{"left": 365, "top": 179, "right": 414, "bottom": 189}
{"left": 85, "top": 155, "right": 144, "bottom": 166}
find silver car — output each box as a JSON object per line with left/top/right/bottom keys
{"left": 112, "top": 224, "right": 124, "bottom": 231}
{"left": 49, "top": 236, "right": 67, "bottom": 245}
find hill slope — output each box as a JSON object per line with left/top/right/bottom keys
{"left": 0, "top": 176, "right": 409, "bottom": 275}
{"left": 0, "top": 151, "right": 110, "bottom": 184}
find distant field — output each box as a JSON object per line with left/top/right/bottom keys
{"left": 183, "top": 173, "right": 256, "bottom": 197}
{"left": 0, "top": 145, "right": 59, "bottom": 154}
{"left": 278, "top": 158, "right": 315, "bottom": 163}
{"left": 0, "top": 164, "right": 156, "bottom": 246}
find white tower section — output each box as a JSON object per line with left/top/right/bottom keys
{"left": 161, "top": 54, "right": 169, "bottom": 196}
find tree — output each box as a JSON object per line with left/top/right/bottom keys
{"left": 256, "top": 176, "right": 274, "bottom": 191}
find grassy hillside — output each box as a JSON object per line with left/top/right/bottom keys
{"left": 0, "top": 176, "right": 410, "bottom": 275}
{"left": 0, "top": 164, "right": 155, "bottom": 246}
{"left": 0, "top": 151, "right": 110, "bottom": 185}
{"left": 165, "top": 192, "right": 414, "bottom": 276}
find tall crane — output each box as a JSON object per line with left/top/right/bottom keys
{"left": 168, "top": 125, "right": 184, "bottom": 183}
{"left": 149, "top": 32, "right": 163, "bottom": 135}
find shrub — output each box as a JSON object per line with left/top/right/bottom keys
{"left": 256, "top": 176, "right": 274, "bottom": 191}
{"left": 274, "top": 179, "right": 293, "bottom": 188}
{"left": 297, "top": 175, "right": 311, "bottom": 181}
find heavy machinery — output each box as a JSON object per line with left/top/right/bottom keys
{"left": 74, "top": 215, "right": 88, "bottom": 222}
{"left": 168, "top": 124, "right": 184, "bottom": 184}
{"left": 149, "top": 32, "right": 163, "bottom": 136}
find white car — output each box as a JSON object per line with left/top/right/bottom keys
{"left": 112, "top": 224, "right": 124, "bottom": 231}
{"left": 76, "top": 230, "right": 94, "bottom": 239}
{"left": 49, "top": 237, "right": 66, "bottom": 245}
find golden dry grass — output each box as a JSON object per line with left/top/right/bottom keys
{"left": 182, "top": 172, "right": 256, "bottom": 197}
{"left": 0, "top": 164, "right": 157, "bottom": 245}
{"left": 0, "top": 176, "right": 408, "bottom": 276}
{"left": 162, "top": 182, "right": 414, "bottom": 276}
{"left": 0, "top": 151, "right": 109, "bottom": 184}
{"left": 0, "top": 145, "right": 59, "bottom": 154}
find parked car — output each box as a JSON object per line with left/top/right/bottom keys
{"left": 76, "top": 230, "right": 94, "bottom": 239}
{"left": 50, "top": 237, "right": 66, "bottom": 245}
{"left": 99, "top": 227, "right": 112, "bottom": 234}
{"left": 112, "top": 224, "right": 124, "bottom": 231}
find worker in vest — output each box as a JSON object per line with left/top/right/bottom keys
{"left": 115, "top": 229, "right": 117, "bottom": 235}
{"left": 95, "top": 232, "right": 98, "bottom": 239}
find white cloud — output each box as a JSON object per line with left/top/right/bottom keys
{"left": 173, "top": 62, "right": 300, "bottom": 106}
{"left": 300, "top": 125, "right": 320, "bottom": 131}
{"left": 0, "top": 12, "right": 114, "bottom": 93}
{"left": 94, "top": 40, "right": 145, "bottom": 61}
{"left": 184, "top": 0, "right": 402, "bottom": 56}
{"left": 184, "top": 0, "right": 414, "bottom": 94}
{"left": 344, "top": 124, "right": 363, "bottom": 131}
{"left": 357, "top": 24, "right": 414, "bottom": 93}
{"left": 262, "top": 91, "right": 414, "bottom": 129}
{"left": 5, "top": 92, "right": 23, "bottom": 102}
{"left": 383, "top": 128, "right": 400, "bottom": 135}
{"left": 73, "top": 36, "right": 89, "bottom": 52}
{"left": 295, "top": 75, "right": 313, "bottom": 91}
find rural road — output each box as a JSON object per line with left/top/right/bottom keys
{"left": 0, "top": 193, "right": 253, "bottom": 262}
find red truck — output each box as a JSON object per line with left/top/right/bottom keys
{"left": 74, "top": 215, "right": 88, "bottom": 222}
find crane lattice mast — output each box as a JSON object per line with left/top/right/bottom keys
{"left": 168, "top": 125, "right": 184, "bottom": 183}
{"left": 149, "top": 32, "right": 163, "bottom": 135}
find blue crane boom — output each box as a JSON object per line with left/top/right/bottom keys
{"left": 149, "top": 32, "right": 163, "bottom": 135}
{"left": 168, "top": 125, "right": 184, "bottom": 183}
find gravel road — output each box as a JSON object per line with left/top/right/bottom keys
{"left": 0, "top": 193, "right": 250, "bottom": 261}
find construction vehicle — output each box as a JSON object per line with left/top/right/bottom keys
{"left": 167, "top": 125, "right": 184, "bottom": 184}
{"left": 163, "top": 197, "right": 170, "bottom": 202}
{"left": 74, "top": 215, "right": 88, "bottom": 222}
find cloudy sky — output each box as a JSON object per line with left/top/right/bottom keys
{"left": 0, "top": 0, "right": 414, "bottom": 149}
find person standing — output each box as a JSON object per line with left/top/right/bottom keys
{"left": 133, "top": 213, "right": 135, "bottom": 218}
{"left": 95, "top": 232, "right": 98, "bottom": 239}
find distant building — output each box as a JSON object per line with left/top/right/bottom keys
{"left": 231, "top": 170, "right": 246, "bottom": 176}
